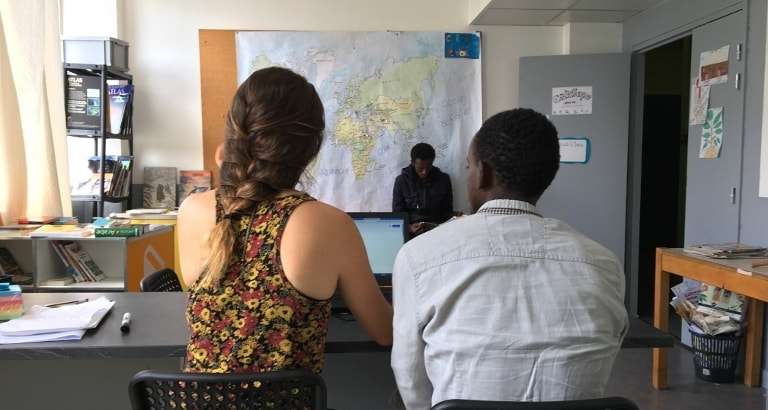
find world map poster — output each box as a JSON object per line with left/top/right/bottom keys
{"left": 236, "top": 31, "right": 482, "bottom": 211}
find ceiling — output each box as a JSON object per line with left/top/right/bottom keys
{"left": 471, "top": 0, "right": 666, "bottom": 26}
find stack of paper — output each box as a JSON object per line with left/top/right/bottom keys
{"left": 0, "top": 297, "right": 114, "bottom": 344}
{"left": 683, "top": 243, "right": 768, "bottom": 259}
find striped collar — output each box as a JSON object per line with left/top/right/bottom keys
{"left": 477, "top": 199, "right": 541, "bottom": 217}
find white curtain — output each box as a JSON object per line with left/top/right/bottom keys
{"left": 0, "top": 0, "right": 71, "bottom": 225}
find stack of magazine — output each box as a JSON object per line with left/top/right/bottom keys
{"left": 683, "top": 243, "right": 768, "bottom": 259}
{"left": 50, "top": 241, "right": 105, "bottom": 283}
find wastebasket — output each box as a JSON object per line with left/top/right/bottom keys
{"left": 690, "top": 328, "right": 742, "bottom": 383}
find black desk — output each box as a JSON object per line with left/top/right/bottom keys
{"left": 0, "top": 292, "right": 672, "bottom": 360}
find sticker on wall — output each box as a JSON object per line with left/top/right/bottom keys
{"left": 552, "top": 86, "right": 592, "bottom": 115}
{"left": 559, "top": 137, "right": 591, "bottom": 164}
{"left": 689, "top": 77, "right": 711, "bottom": 125}
{"left": 444, "top": 32, "right": 480, "bottom": 59}
{"left": 699, "top": 45, "right": 730, "bottom": 86}
{"left": 699, "top": 107, "right": 724, "bottom": 159}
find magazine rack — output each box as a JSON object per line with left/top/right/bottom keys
{"left": 65, "top": 63, "right": 134, "bottom": 217}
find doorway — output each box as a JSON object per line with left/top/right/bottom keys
{"left": 636, "top": 37, "right": 691, "bottom": 322}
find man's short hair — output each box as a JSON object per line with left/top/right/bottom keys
{"left": 474, "top": 108, "right": 560, "bottom": 199}
{"left": 411, "top": 143, "right": 436, "bottom": 162}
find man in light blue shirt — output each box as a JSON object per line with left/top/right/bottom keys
{"left": 391, "top": 109, "right": 628, "bottom": 409}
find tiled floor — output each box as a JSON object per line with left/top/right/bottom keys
{"left": 606, "top": 346, "right": 767, "bottom": 409}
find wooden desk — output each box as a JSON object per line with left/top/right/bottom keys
{"left": 653, "top": 248, "right": 768, "bottom": 389}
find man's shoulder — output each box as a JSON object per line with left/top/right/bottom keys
{"left": 397, "top": 215, "right": 482, "bottom": 272}
{"left": 544, "top": 218, "right": 622, "bottom": 271}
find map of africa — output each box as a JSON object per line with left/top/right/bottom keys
{"left": 236, "top": 31, "right": 482, "bottom": 211}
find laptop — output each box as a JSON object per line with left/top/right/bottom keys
{"left": 348, "top": 212, "right": 408, "bottom": 289}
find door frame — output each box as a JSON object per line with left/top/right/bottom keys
{"left": 624, "top": 6, "right": 748, "bottom": 317}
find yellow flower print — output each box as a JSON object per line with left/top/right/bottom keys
{"left": 237, "top": 345, "right": 254, "bottom": 358}
{"left": 224, "top": 286, "right": 235, "bottom": 296}
{"left": 191, "top": 322, "right": 204, "bottom": 332}
{"left": 245, "top": 299, "right": 260, "bottom": 309}
{"left": 216, "top": 361, "right": 228, "bottom": 372}
{"left": 247, "top": 280, "right": 258, "bottom": 288}
{"left": 217, "top": 294, "right": 230, "bottom": 306}
{"left": 264, "top": 308, "right": 277, "bottom": 320}
{"left": 277, "top": 306, "right": 293, "bottom": 321}
{"left": 218, "top": 330, "right": 231, "bottom": 342}
{"left": 300, "top": 328, "right": 314, "bottom": 340}
{"left": 200, "top": 308, "right": 211, "bottom": 321}
{"left": 269, "top": 351, "right": 285, "bottom": 366}
{"left": 279, "top": 339, "right": 292, "bottom": 352}
{"left": 234, "top": 318, "right": 246, "bottom": 329}
{"left": 268, "top": 276, "right": 283, "bottom": 287}
{"left": 192, "top": 349, "right": 207, "bottom": 362}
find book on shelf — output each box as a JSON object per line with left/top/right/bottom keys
{"left": 143, "top": 167, "right": 177, "bottom": 209}
{"left": 51, "top": 241, "right": 105, "bottom": 283}
{"left": 178, "top": 170, "right": 212, "bottom": 205}
{"left": 17, "top": 216, "right": 58, "bottom": 225}
{"left": 94, "top": 220, "right": 146, "bottom": 237}
{"left": 0, "top": 248, "right": 31, "bottom": 286}
{"left": 107, "top": 84, "right": 133, "bottom": 135}
{"left": 70, "top": 156, "right": 133, "bottom": 198}
{"left": 30, "top": 224, "right": 93, "bottom": 238}
{"left": 111, "top": 209, "right": 178, "bottom": 221}
{"left": 65, "top": 73, "right": 101, "bottom": 131}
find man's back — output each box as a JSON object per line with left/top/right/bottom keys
{"left": 392, "top": 200, "right": 628, "bottom": 409}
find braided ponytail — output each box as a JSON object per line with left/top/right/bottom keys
{"left": 197, "top": 67, "right": 325, "bottom": 289}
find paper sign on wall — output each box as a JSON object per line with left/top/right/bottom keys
{"left": 699, "top": 45, "right": 730, "bottom": 86}
{"left": 559, "top": 137, "right": 591, "bottom": 164}
{"left": 552, "top": 86, "right": 593, "bottom": 116}
{"left": 699, "top": 107, "right": 724, "bottom": 159}
{"left": 689, "top": 77, "right": 711, "bottom": 125}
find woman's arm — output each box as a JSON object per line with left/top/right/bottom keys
{"left": 281, "top": 202, "right": 393, "bottom": 345}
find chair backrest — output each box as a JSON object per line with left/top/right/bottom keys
{"left": 139, "top": 268, "right": 183, "bottom": 292}
{"left": 129, "top": 369, "right": 327, "bottom": 410}
{"left": 431, "top": 397, "right": 639, "bottom": 410}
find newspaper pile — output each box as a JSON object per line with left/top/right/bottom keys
{"left": 683, "top": 243, "right": 768, "bottom": 259}
{"left": 670, "top": 280, "right": 744, "bottom": 336}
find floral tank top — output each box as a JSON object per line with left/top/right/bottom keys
{"left": 185, "top": 193, "right": 331, "bottom": 374}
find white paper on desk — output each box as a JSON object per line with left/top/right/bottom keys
{"left": 0, "top": 297, "right": 114, "bottom": 336}
{"left": 0, "top": 329, "right": 86, "bottom": 344}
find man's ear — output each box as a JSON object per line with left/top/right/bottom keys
{"left": 477, "top": 160, "right": 495, "bottom": 190}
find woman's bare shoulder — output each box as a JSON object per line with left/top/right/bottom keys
{"left": 179, "top": 189, "right": 216, "bottom": 217}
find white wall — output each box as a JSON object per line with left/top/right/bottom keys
{"left": 120, "top": 0, "right": 564, "bottom": 181}
{"left": 62, "top": 0, "right": 123, "bottom": 38}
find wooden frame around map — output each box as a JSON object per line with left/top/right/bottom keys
{"left": 199, "top": 29, "right": 238, "bottom": 179}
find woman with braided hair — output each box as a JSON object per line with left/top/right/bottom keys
{"left": 178, "top": 67, "right": 392, "bottom": 374}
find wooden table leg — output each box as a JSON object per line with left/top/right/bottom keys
{"left": 744, "top": 299, "right": 764, "bottom": 387}
{"left": 652, "top": 249, "right": 669, "bottom": 389}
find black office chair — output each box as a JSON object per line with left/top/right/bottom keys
{"left": 140, "top": 268, "right": 183, "bottom": 292}
{"left": 431, "top": 397, "right": 639, "bottom": 410}
{"left": 129, "top": 369, "right": 327, "bottom": 410}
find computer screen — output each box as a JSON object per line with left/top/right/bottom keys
{"left": 348, "top": 213, "right": 407, "bottom": 278}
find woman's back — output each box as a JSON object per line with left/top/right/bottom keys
{"left": 179, "top": 66, "right": 392, "bottom": 376}
{"left": 185, "top": 192, "right": 330, "bottom": 373}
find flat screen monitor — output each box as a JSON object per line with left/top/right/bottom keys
{"left": 347, "top": 212, "right": 407, "bottom": 286}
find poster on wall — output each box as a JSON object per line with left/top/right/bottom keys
{"left": 559, "top": 137, "right": 590, "bottom": 164}
{"left": 552, "top": 86, "right": 592, "bottom": 115}
{"left": 699, "top": 107, "right": 724, "bottom": 159}
{"left": 689, "top": 77, "right": 710, "bottom": 125}
{"left": 699, "top": 45, "right": 730, "bottom": 86}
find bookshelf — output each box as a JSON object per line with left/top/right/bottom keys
{"left": 65, "top": 63, "right": 134, "bottom": 217}
{"left": 0, "top": 227, "right": 173, "bottom": 292}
